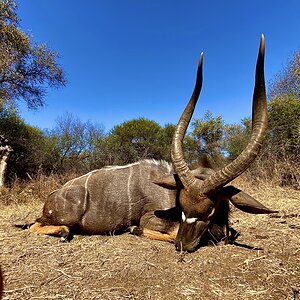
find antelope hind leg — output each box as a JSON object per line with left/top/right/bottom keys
{"left": 30, "top": 222, "right": 70, "bottom": 241}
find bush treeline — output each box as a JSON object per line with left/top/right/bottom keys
{"left": 1, "top": 83, "right": 299, "bottom": 189}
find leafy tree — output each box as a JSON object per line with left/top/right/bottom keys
{"left": 0, "top": 0, "right": 65, "bottom": 185}
{"left": 91, "top": 122, "right": 176, "bottom": 167}
{"left": 157, "top": 123, "right": 176, "bottom": 161}
{"left": 181, "top": 135, "right": 201, "bottom": 167}
{"left": 105, "top": 118, "right": 167, "bottom": 165}
{"left": 0, "top": 106, "right": 58, "bottom": 182}
{"left": 223, "top": 117, "right": 251, "bottom": 160}
{"left": 0, "top": 0, "right": 66, "bottom": 109}
{"left": 191, "top": 111, "right": 225, "bottom": 165}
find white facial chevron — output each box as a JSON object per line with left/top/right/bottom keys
{"left": 182, "top": 212, "right": 198, "bottom": 224}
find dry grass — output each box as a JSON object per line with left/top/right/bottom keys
{"left": 0, "top": 176, "right": 300, "bottom": 300}
{"left": 246, "top": 155, "right": 300, "bottom": 190}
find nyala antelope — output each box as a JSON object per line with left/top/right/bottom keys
{"left": 29, "top": 35, "right": 276, "bottom": 252}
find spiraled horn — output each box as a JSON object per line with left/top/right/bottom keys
{"left": 171, "top": 53, "right": 203, "bottom": 188}
{"left": 172, "top": 35, "right": 267, "bottom": 197}
{"left": 200, "top": 35, "right": 267, "bottom": 195}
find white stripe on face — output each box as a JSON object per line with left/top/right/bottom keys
{"left": 182, "top": 212, "right": 198, "bottom": 224}
{"left": 186, "top": 217, "right": 198, "bottom": 224}
{"left": 182, "top": 212, "right": 186, "bottom": 222}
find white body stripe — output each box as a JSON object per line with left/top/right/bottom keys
{"left": 63, "top": 169, "right": 99, "bottom": 187}
{"left": 103, "top": 162, "right": 140, "bottom": 171}
{"left": 84, "top": 172, "right": 93, "bottom": 205}
{"left": 127, "top": 166, "right": 133, "bottom": 223}
{"left": 102, "top": 159, "right": 173, "bottom": 173}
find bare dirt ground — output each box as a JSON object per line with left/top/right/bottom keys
{"left": 0, "top": 180, "right": 299, "bottom": 300}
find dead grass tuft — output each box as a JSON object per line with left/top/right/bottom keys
{"left": 244, "top": 157, "right": 300, "bottom": 190}
{"left": 0, "top": 170, "right": 81, "bottom": 206}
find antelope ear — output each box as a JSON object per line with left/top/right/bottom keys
{"left": 154, "top": 207, "right": 181, "bottom": 222}
{"left": 153, "top": 166, "right": 215, "bottom": 188}
{"left": 221, "top": 186, "right": 278, "bottom": 214}
{"left": 153, "top": 174, "right": 183, "bottom": 190}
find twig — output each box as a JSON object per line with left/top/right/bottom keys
{"left": 240, "top": 255, "right": 267, "bottom": 266}
{"left": 55, "top": 269, "right": 82, "bottom": 279}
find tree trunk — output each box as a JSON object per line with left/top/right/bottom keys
{"left": 0, "top": 145, "right": 12, "bottom": 188}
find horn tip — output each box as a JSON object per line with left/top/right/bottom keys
{"left": 199, "top": 52, "right": 204, "bottom": 65}
{"left": 260, "top": 34, "right": 265, "bottom": 54}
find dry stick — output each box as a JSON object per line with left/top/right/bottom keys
{"left": 54, "top": 268, "right": 82, "bottom": 280}
{"left": 240, "top": 255, "right": 267, "bottom": 266}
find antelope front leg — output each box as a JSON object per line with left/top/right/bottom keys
{"left": 30, "top": 222, "right": 71, "bottom": 242}
{"left": 129, "top": 212, "right": 179, "bottom": 243}
{"left": 140, "top": 227, "right": 179, "bottom": 243}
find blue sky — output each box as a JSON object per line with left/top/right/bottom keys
{"left": 17, "top": 1, "right": 300, "bottom": 132}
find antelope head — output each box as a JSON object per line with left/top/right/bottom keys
{"left": 171, "top": 36, "right": 272, "bottom": 252}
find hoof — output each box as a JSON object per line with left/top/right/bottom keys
{"left": 58, "top": 228, "right": 72, "bottom": 242}
{"left": 129, "top": 226, "right": 143, "bottom": 236}
{"left": 60, "top": 236, "right": 68, "bottom": 243}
